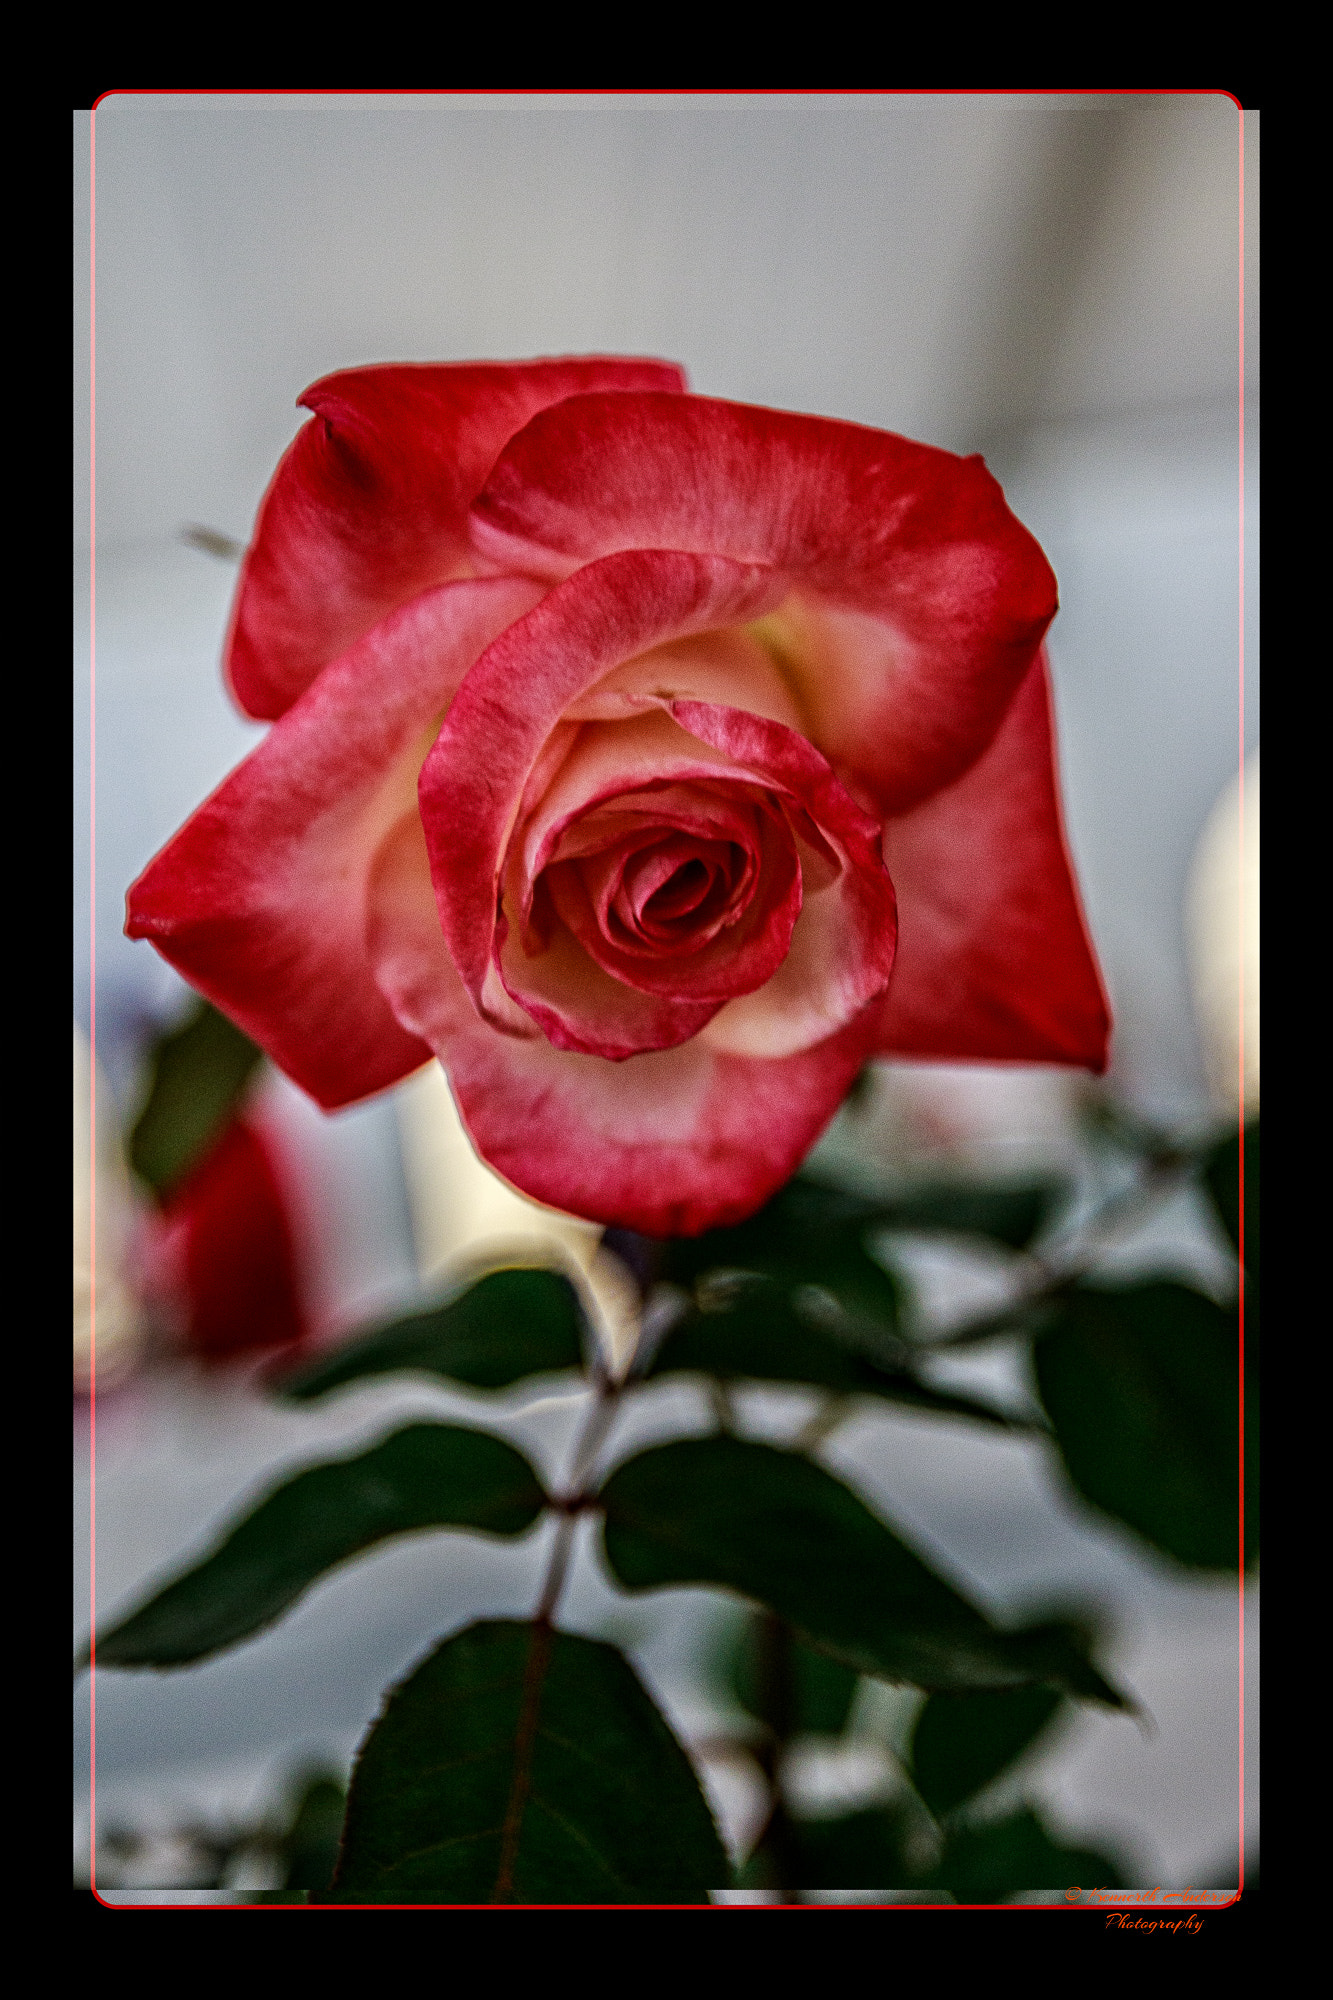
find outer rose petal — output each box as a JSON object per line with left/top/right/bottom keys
{"left": 227, "top": 357, "right": 686, "bottom": 720}
{"left": 125, "top": 578, "right": 545, "bottom": 1108}
{"left": 368, "top": 814, "right": 882, "bottom": 1236}
{"left": 874, "top": 654, "right": 1109, "bottom": 1068}
{"left": 469, "top": 391, "right": 1057, "bottom": 811}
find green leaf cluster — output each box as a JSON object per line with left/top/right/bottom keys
{"left": 647, "top": 1173, "right": 1057, "bottom": 1431}
{"left": 735, "top": 1638, "right": 1126, "bottom": 1901}
{"left": 1035, "top": 1280, "right": 1254, "bottom": 1569}
{"left": 601, "top": 1436, "right": 1123, "bottom": 1704}
{"left": 1028, "top": 1120, "right": 1258, "bottom": 1572}
{"left": 82, "top": 1114, "right": 1254, "bottom": 1901}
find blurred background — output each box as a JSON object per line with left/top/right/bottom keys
{"left": 73, "top": 93, "right": 1256, "bottom": 1899}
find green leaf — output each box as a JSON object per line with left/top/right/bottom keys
{"left": 786, "top": 1802, "right": 932, "bottom": 1892}
{"left": 657, "top": 1177, "right": 1062, "bottom": 1366}
{"left": 1203, "top": 1121, "right": 1259, "bottom": 1286}
{"left": 661, "top": 1179, "right": 885, "bottom": 1282}
{"left": 278, "top": 1773, "right": 347, "bottom": 1896}
{"left": 724, "top": 1610, "right": 861, "bottom": 1738}
{"left": 599, "top": 1438, "right": 1127, "bottom": 1703}
{"left": 87, "top": 1425, "right": 548, "bottom": 1669}
{"left": 909, "top": 1685, "right": 1063, "bottom": 1820}
{"left": 273, "top": 1268, "right": 588, "bottom": 1400}
{"left": 1035, "top": 1281, "right": 1253, "bottom": 1571}
{"left": 932, "top": 1806, "right": 1126, "bottom": 1899}
{"left": 646, "top": 1288, "right": 1030, "bottom": 1432}
{"left": 328, "top": 1621, "right": 728, "bottom": 1904}
{"left": 660, "top": 1182, "right": 903, "bottom": 1338}
{"left": 873, "top": 1182, "right": 1063, "bottom": 1253}
{"left": 975, "top": 1620, "right": 1124, "bottom": 1712}
{"left": 128, "top": 999, "right": 263, "bottom": 1196}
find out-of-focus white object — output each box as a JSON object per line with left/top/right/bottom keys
{"left": 395, "top": 1061, "right": 639, "bottom": 1375}
{"left": 1187, "top": 751, "right": 1259, "bottom": 1111}
{"left": 73, "top": 1026, "right": 145, "bottom": 1389}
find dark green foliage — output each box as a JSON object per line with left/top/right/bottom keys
{"left": 87, "top": 1426, "right": 548, "bottom": 1668}
{"left": 128, "top": 1000, "right": 263, "bottom": 1196}
{"left": 89, "top": 1056, "right": 1236, "bottom": 1905}
{"left": 1035, "top": 1281, "right": 1253, "bottom": 1570}
{"left": 732, "top": 1800, "right": 928, "bottom": 1888}
{"left": 872, "top": 1182, "right": 1062, "bottom": 1252}
{"left": 273, "top": 1268, "right": 588, "bottom": 1400}
{"left": 662, "top": 1175, "right": 1062, "bottom": 1292}
{"left": 276, "top": 1772, "right": 347, "bottom": 1896}
{"left": 659, "top": 1180, "right": 904, "bottom": 1341}
{"left": 646, "top": 1286, "right": 1030, "bottom": 1430}
{"left": 931, "top": 1806, "right": 1126, "bottom": 1899}
{"left": 327, "top": 1621, "right": 727, "bottom": 1904}
{"left": 599, "top": 1438, "right": 1125, "bottom": 1703}
{"left": 763, "top": 1802, "right": 930, "bottom": 1893}
{"left": 1203, "top": 1121, "right": 1259, "bottom": 1285}
{"left": 909, "top": 1684, "right": 1064, "bottom": 1820}
{"left": 988, "top": 1619, "right": 1132, "bottom": 1709}
{"left": 725, "top": 1610, "right": 861, "bottom": 1737}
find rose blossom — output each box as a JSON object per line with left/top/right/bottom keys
{"left": 126, "top": 356, "right": 1108, "bottom": 1236}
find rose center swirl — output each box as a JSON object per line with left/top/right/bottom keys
{"left": 488, "top": 770, "right": 810, "bottom": 1059}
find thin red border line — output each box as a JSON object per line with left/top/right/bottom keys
{"left": 80, "top": 90, "right": 1248, "bottom": 1904}
{"left": 84, "top": 1894, "right": 1240, "bottom": 1912}
{"left": 87, "top": 102, "right": 99, "bottom": 1903}
{"left": 86, "top": 86, "right": 1244, "bottom": 112}
{"left": 1235, "top": 103, "right": 1243, "bottom": 1891}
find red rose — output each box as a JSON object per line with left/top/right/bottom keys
{"left": 126, "top": 357, "right": 1107, "bottom": 1236}
{"left": 151, "top": 1114, "right": 309, "bottom": 1362}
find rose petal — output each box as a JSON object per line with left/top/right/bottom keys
{"left": 376, "top": 806, "right": 719, "bottom": 1064}
{"left": 366, "top": 811, "right": 883, "bottom": 1236}
{"left": 538, "top": 809, "right": 800, "bottom": 1003}
{"left": 503, "top": 709, "right": 803, "bottom": 1003}
{"left": 873, "top": 652, "right": 1110, "bottom": 1067}
{"left": 494, "top": 751, "right": 799, "bottom": 1057}
{"left": 469, "top": 390, "right": 1057, "bottom": 811}
{"left": 587, "top": 829, "right": 756, "bottom": 950}
{"left": 658, "top": 702, "right": 899, "bottom": 1060}
{"left": 226, "top": 357, "right": 686, "bottom": 721}
{"left": 418, "top": 549, "right": 786, "bottom": 1017}
{"left": 494, "top": 903, "right": 724, "bottom": 1059}
{"left": 125, "top": 578, "right": 544, "bottom": 1108}
{"left": 518, "top": 723, "right": 771, "bottom": 891}
{"left": 563, "top": 624, "right": 807, "bottom": 732}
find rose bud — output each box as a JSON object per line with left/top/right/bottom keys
{"left": 149, "top": 1114, "right": 309, "bottom": 1363}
